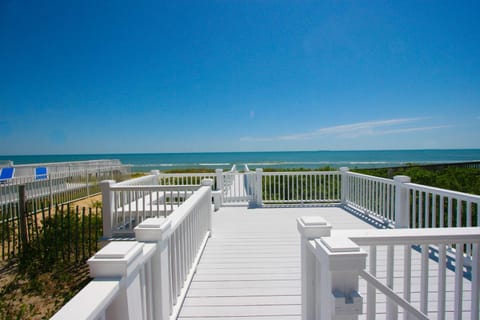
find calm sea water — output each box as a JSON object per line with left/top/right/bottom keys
{"left": 2, "top": 149, "right": 480, "bottom": 172}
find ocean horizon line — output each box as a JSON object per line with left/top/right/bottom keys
{"left": 2, "top": 147, "right": 480, "bottom": 157}
{"left": 2, "top": 149, "right": 480, "bottom": 172}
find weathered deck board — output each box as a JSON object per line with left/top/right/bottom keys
{"left": 178, "top": 206, "right": 474, "bottom": 320}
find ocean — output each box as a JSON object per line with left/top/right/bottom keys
{"left": 1, "top": 149, "right": 480, "bottom": 172}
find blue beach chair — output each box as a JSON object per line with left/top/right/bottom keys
{"left": 35, "top": 167, "right": 48, "bottom": 180}
{"left": 0, "top": 167, "right": 15, "bottom": 184}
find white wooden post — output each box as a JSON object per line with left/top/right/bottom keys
{"left": 255, "top": 168, "right": 263, "bottom": 208}
{"left": 340, "top": 167, "right": 349, "bottom": 206}
{"left": 88, "top": 241, "right": 146, "bottom": 320}
{"left": 215, "top": 169, "right": 224, "bottom": 191}
{"left": 214, "top": 169, "right": 224, "bottom": 209}
{"left": 150, "top": 170, "right": 160, "bottom": 185}
{"left": 201, "top": 179, "right": 214, "bottom": 236}
{"left": 394, "top": 175, "right": 411, "bottom": 228}
{"left": 314, "top": 236, "right": 366, "bottom": 320}
{"left": 297, "top": 217, "right": 332, "bottom": 320}
{"left": 101, "top": 180, "right": 116, "bottom": 239}
{"left": 135, "top": 218, "right": 172, "bottom": 320}
{"left": 212, "top": 191, "right": 222, "bottom": 211}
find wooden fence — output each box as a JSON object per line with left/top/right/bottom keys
{"left": 1, "top": 192, "right": 102, "bottom": 265}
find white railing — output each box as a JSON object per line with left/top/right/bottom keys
{"left": 222, "top": 165, "right": 236, "bottom": 191}
{"left": 105, "top": 168, "right": 480, "bottom": 231}
{"left": 116, "top": 171, "right": 159, "bottom": 186}
{"left": 298, "top": 218, "right": 480, "bottom": 320}
{"left": 157, "top": 172, "right": 217, "bottom": 188}
{"left": 352, "top": 228, "right": 479, "bottom": 320}
{"left": 262, "top": 170, "right": 341, "bottom": 205}
{"left": 0, "top": 167, "right": 126, "bottom": 205}
{"left": 404, "top": 182, "right": 480, "bottom": 229}
{"left": 344, "top": 170, "right": 397, "bottom": 226}
{"left": 166, "top": 181, "right": 212, "bottom": 315}
{"left": 52, "top": 180, "right": 213, "bottom": 320}
{"left": 222, "top": 171, "right": 255, "bottom": 203}
{"left": 343, "top": 170, "right": 480, "bottom": 230}
{"left": 101, "top": 180, "right": 200, "bottom": 238}
{"left": 3, "top": 159, "right": 128, "bottom": 180}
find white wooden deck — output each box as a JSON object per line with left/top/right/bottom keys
{"left": 178, "top": 206, "right": 367, "bottom": 320}
{"left": 178, "top": 205, "right": 475, "bottom": 320}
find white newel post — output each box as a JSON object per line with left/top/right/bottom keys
{"left": 150, "top": 170, "right": 160, "bottom": 185}
{"left": 215, "top": 169, "right": 224, "bottom": 191}
{"left": 88, "top": 241, "right": 146, "bottom": 320}
{"left": 135, "top": 218, "right": 172, "bottom": 320}
{"left": 201, "top": 179, "right": 214, "bottom": 236}
{"left": 255, "top": 168, "right": 263, "bottom": 208}
{"left": 213, "top": 169, "right": 224, "bottom": 210}
{"left": 297, "top": 217, "right": 332, "bottom": 320}
{"left": 314, "top": 236, "right": 366, "bottom": 320}
{"left": 394, "top": 175, "right": 411, "bottom": 228}
{"left": 101, "top": 180, "right": 116, "bottom": 239}
{"left": 340, "top": 167, "right": 350, "bottom": 206}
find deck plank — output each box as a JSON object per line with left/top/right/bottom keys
{"left": 178, "top": 205, "right": 474, "bottom": 320}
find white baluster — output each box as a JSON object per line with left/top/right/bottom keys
{"left": 420, "top": 244, "right": 429, "bottom": 314}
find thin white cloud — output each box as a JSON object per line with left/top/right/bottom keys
{"left": 239, "top": 136, "right": 273, "bottom": 142}
{"left": 380, "top": 125, "right": 452, "bottom": 135}
{"left": 240, "top": 118, "right": 448, "bottom": 142}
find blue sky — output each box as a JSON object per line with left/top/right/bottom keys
{"left": 1, "top": 1, "right": 479, "bottom": 155}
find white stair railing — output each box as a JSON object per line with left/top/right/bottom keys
{"left": 52, "top": 179, "right": 213, "bottom": 320}
{"left": 101, "top": 180, "right": 200, "bottom": 238}
{"left": 298, "top": 218, "right": 480, "bottom": 320}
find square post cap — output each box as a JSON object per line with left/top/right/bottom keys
{"left": 201, "top": 178, "right": 214, "bottom": 186}
{"left": 315, "top": 236, "right": 366, "bottom": 271}
{"left": 394, "top": 175, "right": 411, "bottom": 183}
{"left": 297, "top": 216, "right": 332, "bottom": 239}
{"left": 88, "top": 241, "right": 144, "bottom": 278}
{"left": 134, "top": 217, "right": 172, "bottom": 242}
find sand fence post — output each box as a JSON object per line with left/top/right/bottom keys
{"left": 18, "top": 184, "right": 29, "bottom": 251}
